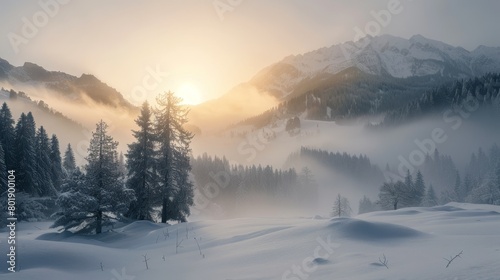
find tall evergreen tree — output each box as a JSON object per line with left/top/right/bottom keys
{"left": 358, "top": 195, "right": 378, "bottom": 214}
{"left": 422, "top": 184, "right": 438, "bottom": 207}
{"left": 52, "top": 121, "right": 133, "bottom": 234}
{"left": 0, "top": 143, "right": 7, "bottom": 194}
{"left": 0, "top": 103, "right": 15, "bottom": 169}
{"left": 118, "top": 152, "right": 126, "bottom": 178}
{"left": 126, "top": 102, "right": 159, "bottom": 221}
{"left": 155, "top": 91, "right": 194, "bottom": 223}
{"left": 35, "top": 126, "right": 56, "bottom": 196}
{"left": 331, "top": 193, "right": 352, "bottom": 217}
{"left": 454, "top": 172, "right": 463, "bottom": 202}
{"left": 63, "top": 143, "right": 76, "bottom": 174}
{"left": 413, "top": 170, "right": 426, "bottom": 206}
{"left": 14, "top": 112, "right": 37, "bottom": 195}
{"left": 50, "top": 134, "right": 63, "bottom": 190}
{"left": 167, "top": 147, "right": 194, "bottom": 222}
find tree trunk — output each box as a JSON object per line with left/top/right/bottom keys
{"left": 96, "top": 210, "right": 102, "bottom": 234}
{"left": 161, "top": 197, "right": 168, "bottom": 223}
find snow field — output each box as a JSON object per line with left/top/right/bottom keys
{"left": 1, "top": 203, "right": 499, "bottom": 279}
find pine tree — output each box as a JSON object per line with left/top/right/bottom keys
{"left": 331, "top": 193, "right": 352, "bottom": 217}
{"left": 378, "top": 181, "right": 405, "bottom": 210}
{"left": 400, "top": 170, "right": 414, "bottom": 207}
{"left": 422, "top": 184, "right": 438, "bottom": 207}
{"left": 298, "top": 167, "right": 318, "bottom": 207}
{"left": 63, "top": 143, "right": 76, "bottom": 174}
{"left": 0, "top": 103, "right": 15, "bottom": 169}
{"left": 50, "top": 134, "right": 63, "bottom": 190}
{"left": 126, "top": 102, "right": 159, "bottom": 221}
{"left": 35, "top": 126, "right": 56, "bottom": 196}
{"left": 454, "top": 172, "right": 463, "bottom": 202}
{"left": 0, "top": 143, "right": 7, "bottom": 194}
{"left": 168, "top": 147, "right": 194, "bottom": 222}
{"left": 52, "top": 121, "right": 133, "bottom": 234}
{"left": 358, "top": 195, "right": 378, "bottom": 214}
{"left": 155, "top": 91, "right": 194, "bottom": 223}
{"left": 463, "top": 173, "right": 473, "bottom": 199}
{"left": 14, "top": 112, "right": 37, "bottom": 195}
{"left": 118, "top": 152, "right": 126, "bottom": 178}
{"left": 413, "top": 170, "right": 426, "bottom": 206}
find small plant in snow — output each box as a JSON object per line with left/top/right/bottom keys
{"left": 443, "top": 250, "right": 463, "bottom": 268}
{"left": 378, "top": 254, "right": 389, "bottom": 269}
{"left": 194, "top": 237, "right": 205, "bottom": 258}
{"left": 176, "top": 229, "right": 184, "bottom": 254}
{"left": 142, "top": 253, "right": 150, "bottom": 270}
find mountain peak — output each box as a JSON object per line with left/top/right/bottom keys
{"left": 249, "top": 34, "right": 500, "bottom": 99}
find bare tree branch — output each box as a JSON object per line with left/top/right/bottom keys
{"left": 443, "top": 250, "right": 463, "bottom": 268}
{"left": 142, "top": 253, "right": 150, "bottom": 270}
{"left": 378, "top": 254, "right": 389, "bottom": 269}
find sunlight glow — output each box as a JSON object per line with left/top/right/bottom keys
{"left": 177, "top": 82, "right": 203, "bottom": 105}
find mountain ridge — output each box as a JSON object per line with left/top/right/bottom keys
{"left": 0, "top": 59, "right": 137, "bottom": 111}
{"left": 248, "top": 34, "right": 500, "bottom": 99}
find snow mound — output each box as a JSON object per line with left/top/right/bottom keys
{"left": 115, "top": 220, "right": 165, "bottom": 233}
{"left": 426, "top": 205, "right": 464, "bottom": 212}
{"left": 328, "top": 218, "right": 426, "bottom": 241}
{"left": 312, "top": 215, "right": 327, "bottom": 220}
{"left": 368, "top": 209, "right": 422, "bottom": 217}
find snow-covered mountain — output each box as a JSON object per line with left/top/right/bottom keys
{"left": 249, "top": 34, "right": 500, "bottom": 99}
{"left": 188, "top": 34, "right": 500, "bottom": 132}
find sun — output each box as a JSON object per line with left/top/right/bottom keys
{"left": 176, "top": 82, "right": 203, "bottom": 105}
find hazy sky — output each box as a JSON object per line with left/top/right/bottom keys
{"left": 1, "top": 0, "right": 499, "bottom": 105}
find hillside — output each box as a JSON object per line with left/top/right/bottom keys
{"left": 0, "top": 88, "right": 89, "bottom": 164}
{"left": 0, "top": 58, "right": 136, "bottom": 111}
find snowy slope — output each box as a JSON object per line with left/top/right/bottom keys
{"left": 1, "top": 203, "right": 500, "bottom": 280}
{"left": 250, "top": 34, "right": 500, "bottom": 98}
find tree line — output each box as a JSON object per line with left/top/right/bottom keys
{"left": 360, "top": 145, "right": 500, "bottom": 214}
{"left": 190, "top": 154, "right": 318, "bottom": 217}
{"left": 379, "top": 73, "right": 500, "bottom": 126}
{"left": 0, "top": 91, "right": 195, "bottom": 234}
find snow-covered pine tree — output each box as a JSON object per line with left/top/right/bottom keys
{"left": 155, "top": 91, "right": 194, "bottom": 223}
{"left": 422, "top": 184, "right": 438, "bottom": 207}
{"left": 0, "top": 143, "right": 6, "bottom": 194}
{"left": 465, "top": 174, "right": 500, "bottom": 205}
{"left": 0, "top": 103, "right": 15, "bottom": 169}
{"left": 35, "top": 126, "right": 56, "bottom": 196}
{"left": 399, "top": 169, "right": 424, "bottom": 207}
{"left": 50, "top": 134, "right": 63, "bottom": 190}
{"left": 14, "top": 112, "right": 37, "bottom": 195}
{"left": 63, "top": 143, "right": 76, "bottom": 174}
{"left": 413, "top": 170, "right": 426, "bottom": 206}
{"left": 298, "top": 166, "right": 318, "bottom": 208}
{"left": 126, "top": 102, "right": 159, "bottom": 221}
{"left": 167, "top": 146, "right": 194, "bottom": 222}
{"left": 358, "top": 195, "right": 378, "bottom": 214}
{"left": 118, "top": 152, "right": 126, "bottom": 178}
{"left": 331, "top": 193, "right": 352, "bottom": 217}
{"left": 453, "top": 172, "right": 463, "bottom": 202}
{"left": 52, "top": 121, "right": 133, "bottom": 234}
